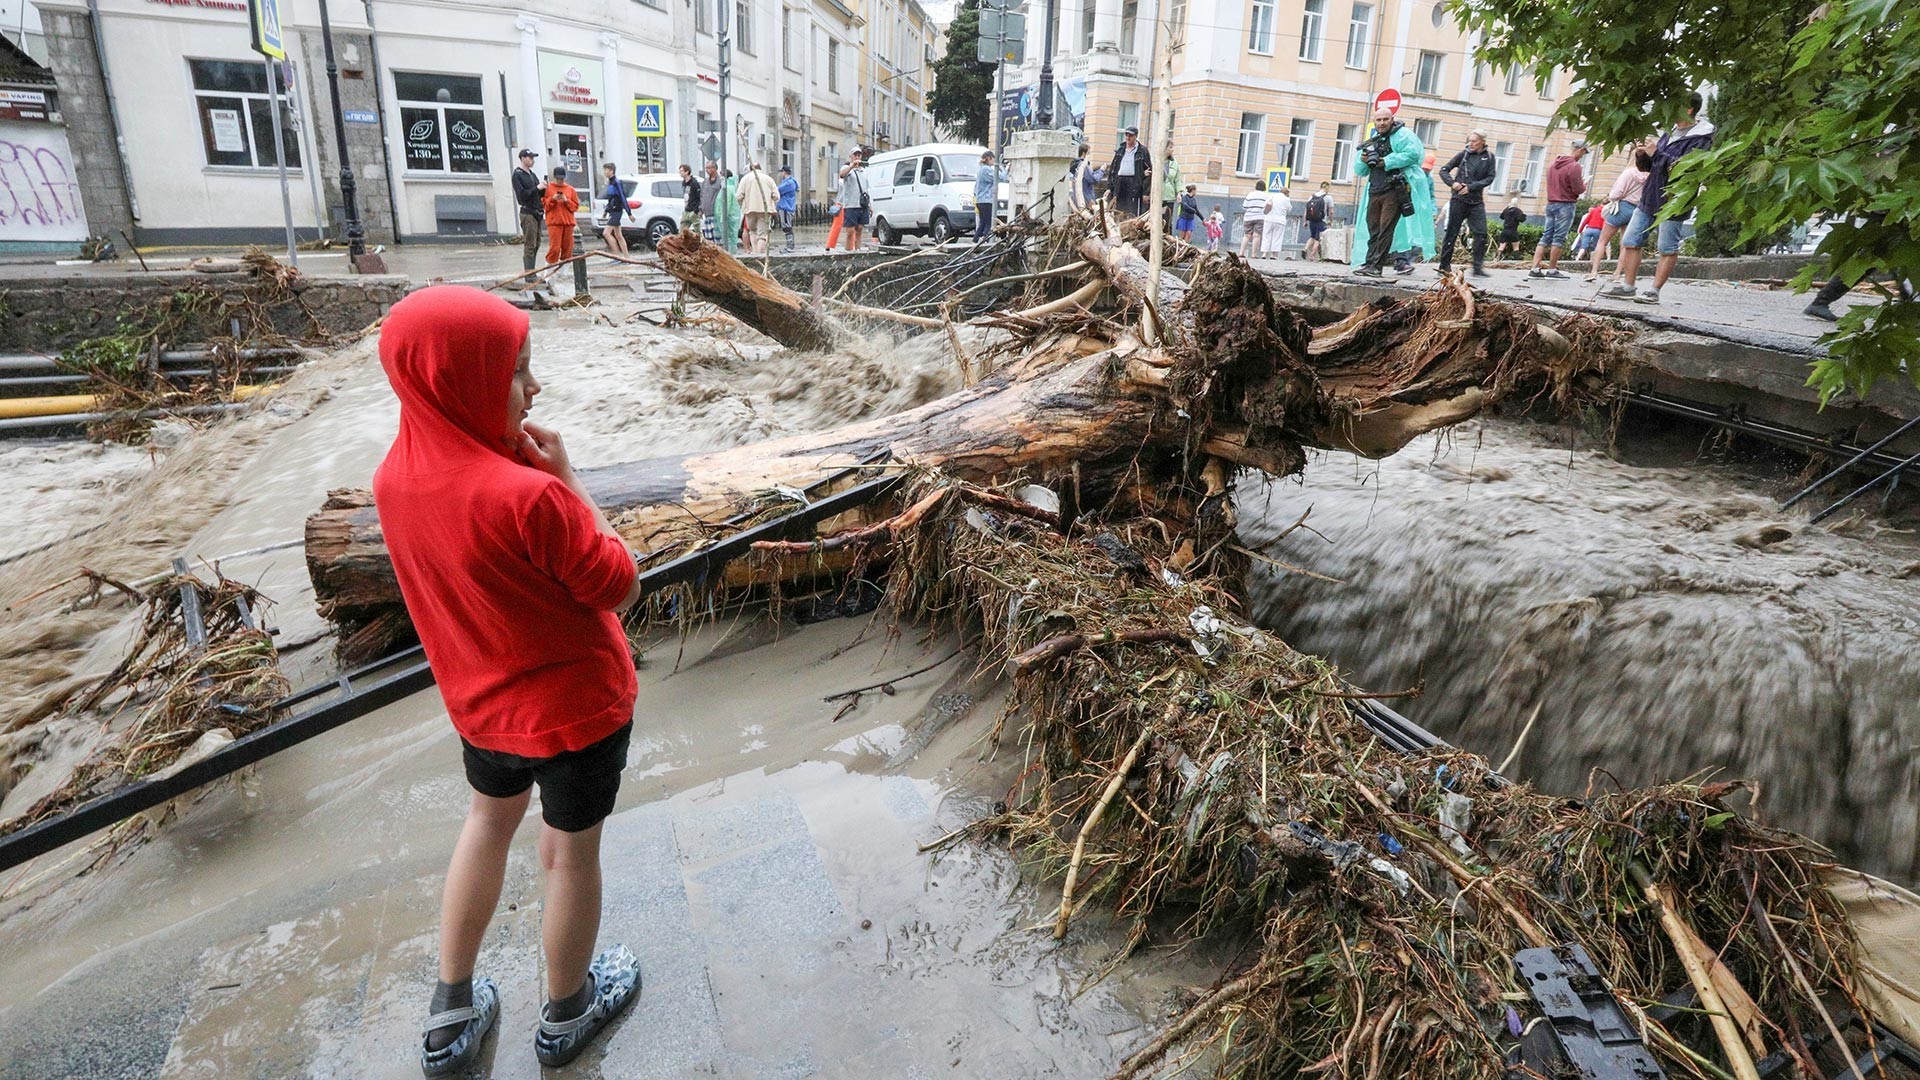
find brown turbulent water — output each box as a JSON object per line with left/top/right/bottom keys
{"left": 1238, "top": 416, "right": 1920, "bottom": 884}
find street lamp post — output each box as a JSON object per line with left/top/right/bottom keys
{"left": 1037, "top": 0, "right": 1059, "bottom": 128}
{"left": 314, "top": 0, "right": 367, "bottom": 264}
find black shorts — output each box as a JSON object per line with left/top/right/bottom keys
{"left": 461, "top": 722, "right": 632, "bottom": 832}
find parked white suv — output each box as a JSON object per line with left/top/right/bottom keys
{"left": 864, "top": 143, "right": 1002, "bottom": 245}
{"left": 617, "top": 172, "right": 689, "bottom": 248}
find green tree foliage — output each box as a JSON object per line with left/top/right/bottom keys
{"left": 1452, "top": 0, "right": 1918, "bottom": 400}
{"left": 930, "top": 0, "right": 994, "bottom": 146}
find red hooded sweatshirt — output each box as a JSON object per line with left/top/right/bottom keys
{"left": 372, "top": 286, "right": 637, "bottom": 758}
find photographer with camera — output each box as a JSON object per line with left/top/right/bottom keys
{"left": 1349, "top": 106, "right": 1434, "bottom": 278}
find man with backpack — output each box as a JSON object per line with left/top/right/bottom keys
{"left": 1303, "top": 182, "right": 1331, "bottom": 262}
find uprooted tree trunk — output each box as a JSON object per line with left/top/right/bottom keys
{"left": 655, "top": 231, "right": 841, "bottom": 351}
{"left": 307, "top": 239, "right": 1624, "bottom": 657}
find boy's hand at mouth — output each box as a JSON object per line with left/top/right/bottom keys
{"left": 517, "top": 421, "right": 574, "bottom": 480}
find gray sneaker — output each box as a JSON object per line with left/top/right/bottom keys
{"left": 1633, "top": 288, "right": 1662, "bottom": 304}
{"left": 1542, "top": 268, "right": 1568, "bottom": 279}
{"left": 1598, "top": 282, "right": 1636, "bottom": 299}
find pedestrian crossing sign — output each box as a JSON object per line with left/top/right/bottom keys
{"left": 633, "top": 98, "right": 666, "bottom": 139}
{"left": 248, "top": 0, "right": 285, "bottom": 59}
{"left": 1264, "top": 166, "right": 1292, "bottom": 193}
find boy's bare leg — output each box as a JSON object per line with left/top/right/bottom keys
{"left": 439, "top": 789, "right": 530, "bottom": 983}
{"left": 1651, "top": 251, "right": 1680, "bottom": 292}
{"left": 538, "top": 819, "right": 606, "bottom": 1002}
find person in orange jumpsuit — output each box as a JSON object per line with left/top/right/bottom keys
{"left": 543, "top": 167, "right": 579, "bottom": 266}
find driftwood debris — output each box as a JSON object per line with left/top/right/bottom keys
{"left": 307, "top": 234, "right": 1620, "bottom": 657}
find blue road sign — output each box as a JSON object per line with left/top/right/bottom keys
{"left": 249, "top": 0, "right": 285, "bottom": 59}
{"left": 633, "top": 98, "right": 666, "bottom": 138}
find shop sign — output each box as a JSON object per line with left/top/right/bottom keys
{"left": 145, "top": 0, "right": 248, "bottom": 12}
{"left": 0, "top": 90, "right": 51, "bottom": 123}
{"left": 536, "top": 52, "right": 604, "bottom": 116}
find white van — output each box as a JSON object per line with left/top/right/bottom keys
{"left": 863, "top": 142, "right": 1001, "bottom": 245}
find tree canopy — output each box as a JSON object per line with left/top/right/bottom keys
{"left": 930, "top": 0, "right": 994, "bottom": 146}
{"left": 1452, "top": 0, "right": 1917, "bottom": 399}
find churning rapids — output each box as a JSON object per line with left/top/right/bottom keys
{"left": 1239, "top": 418, "right": 1920, "bottom": 885}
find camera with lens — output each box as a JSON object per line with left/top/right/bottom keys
{"left": 1359, "top": 134, "right": 1391, "bottom": 170}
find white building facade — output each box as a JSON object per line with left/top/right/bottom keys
{"left": 35, "top": 0, "right": 913, "bottom": 244}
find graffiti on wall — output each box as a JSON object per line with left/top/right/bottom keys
{"left": 0, "top": 124, "right": 88, "bottom": 243}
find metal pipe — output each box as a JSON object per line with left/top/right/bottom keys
{"left": 1808, "top": 449, "right": 1920, "bottom": 524}
{"left": 84, "top": 0, "right": 140, "bottom": 222}
{"left": 1780, "top": 412, "right": 1920, "bottom": 510}
{"left": 0, "top": 401, "right": 251, "bottom": 435}
{"left": 0, "top": 382, "right": 274, "bottom": 421}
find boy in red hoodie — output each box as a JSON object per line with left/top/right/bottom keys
{"left": 542, "top": 167, "right": 579, "bottom": 266}
{"left": 372, "top": 286, "right": 642, "bottom": 1075}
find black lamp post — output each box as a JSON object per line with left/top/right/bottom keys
{"left": 1037, "top": 0, "right": 1059, "bottom": 127}
{"left": 314, "top": 0, "right": 366, "bottom": 261}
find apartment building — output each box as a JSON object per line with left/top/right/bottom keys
{"left": 34, "top": 0, "right": 933, "bottom": 245}
{"left": 1007, "top": 0, "right": 1608, "bottom": 225}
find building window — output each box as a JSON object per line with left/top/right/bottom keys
{"left": 1299, "top": 0, "right": 1325, "bottom": 60}
{"left": 696, "top": 0, "right": 711, "bottom": 34}
{"left": 189, "top": 58, "right": 301, "bottom": 169}
{"left": 1169, "top": 0, "right": 1187, "bottom": 35}
{"left": 828, "top": 39, "right": 841, "bottom": 92}
{"left": 1492, "top": 140, "right": 1512, "bottom": 191}
{"left": 1248, "top": 0, "right": 1275, "bottom": 54}
{"left": 737, "top": 0, "right": 755, "bottom": 53}
{"left": 1235, "top": 112, "right": 1265, "bottom": 175}
{"left": 1345, "top": 3, "right": 1372, "bottom": 69}
{"left": 1413, "top": 118, "right": 1439, "bottom": 150}
{"left": 1473, "top": 60, "right": 1486, "bottom": 88}
{"left": 393, "top": 72, "right": 487, "bottom": 174}
{"left": 1118, "top": 100, "right": 1141, "bottom": 134}
{"left": 1415, "top": 51, "right": 1444, "bottom": 95}
{"left": 1521, "top": 144, "right": 1544, "bottom": 193}
{"left": 1504, "top": 65, "right": 1524, "bottom": 95}
{"left": 782, "top": 136, "right": 796, "bottom": 174}
{"left": 783, "top": 10, "right": 796, "bottom": 70}
{"left": 1121, "top": 0, "right": 1138, "bottom": 54}
{"left": 1081, "top": 3, "right": 1095, "bottom": 51}
{"left": 1332, "top": 122, "right": 1358, "bottom": 177}
{"left": 1536, "top": 67, "right": 1555, "bottom": 98}
{"left": 1286, "top": 117, "right": 1313, "bottom": 177}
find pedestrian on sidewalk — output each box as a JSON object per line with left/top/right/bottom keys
{"left": 1175, "top": 184, "right": 1201, "bottom": 245}
{"left": 1238, "top": 179, "right": 1268, "bottom": 259}
{"left": 699, "top": 160, "right": 722, "bottom": 242}
{"left": 678, "top": 164, "right": 702, "bottom": 234}
{"left": 376, "top": 287, "right": 645, "bottom": 1078}
{"left": 1261, "top": 185, "right": 1292, "bottom": 258}
{"left": 776, "top": 166, "right": 799, "bottom": 251}
{"left": 837, "top": 148, "right": 871, "bottom": 252}
{"left": 1109, "top": 126, "right": 1151, "bottom": 217}
{"left": 1303, "top": 182, "right": 1331, "bottom": 262}
{"left": 1602, "top": 92, "right": 1715, "bottom": 305}
{"left": 598, "top": 164, "right": 629, "bottom": 257}
{"left": 1160, "top": 153, "right": 1181, "bottom": 230}
{"left": 542, "top": 167, "right": 579, "bottom": 268}
{"left": 1529, "top": 139, "right": 1588, "bottom": 278}
{"left": 1204, "top": 209, "right": 1225, "bottom": 252}
{"left": 1350, "top": 106, "right": 1432, "bottom": 277}
{"left": 1571, "top": 203, "right": 1604, "bottom": 262}
{"left": 717, "top": 169, "right": 741, "bottom": 254}
{"left": 1435, "top": 130, "right": 1495, "bottom": 276}
{"left": 1588, "top": 141, "right": 1649, "bottom": 282}
{"left": 1497, "top": 196, "right": 1526, "bottom": 260}
{"left": 736, "top": 162, "right": 780, "bottom": 254}
{"left": 1068, "top": 144, "right": 1104, "bottom": 212}
{"left": 512, "top": 150, "right": 544, "bottom": 272}
{"left": 973, "top": 150, "right": 1007, "bottom": 243}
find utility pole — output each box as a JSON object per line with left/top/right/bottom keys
{"left": 717, "top": 0, "right": 731, "bottom": 170}
{"left": 315, "top": 0, "right": 368, "bottom": 264}
{"left": 1036, "top": 0, "right": 1058, "bottom": 127}
{"left": 979, "top": 0, "right": 1024, "bottom": 163}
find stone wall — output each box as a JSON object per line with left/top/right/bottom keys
{"left": 37, "top": 8, "right": 132, "bottom": 242}
{"left": 293, "top": 32, "right": 395, "bottom": 245}
{"left": 0, "top": 272, "right": 408, "bottom": 353}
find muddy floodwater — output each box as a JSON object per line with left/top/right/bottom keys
{"left": 1240, "top": 417, "right": 1920, "bottom": 884}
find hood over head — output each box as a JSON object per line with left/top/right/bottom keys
{"left": 379, "top": 285, "right": 530, "bottom": 471}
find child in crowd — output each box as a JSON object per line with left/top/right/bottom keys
{"left": 1174, "top": 184, "right": 1201, "bottom": 244}
{"left": 373, "top": 286, "right": 645, "bottom": 1076}
{"left": 1204, "top": 210, "right": 1225, "bottom": 252}
{"left": 543, "top": 168, "right": 579, "bottom": 267}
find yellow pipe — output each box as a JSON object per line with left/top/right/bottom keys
{"left": 0, "top": 382, "right": 276, "bottom": 421}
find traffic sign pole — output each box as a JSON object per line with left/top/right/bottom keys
{"left": 264, "top": 57, "right": 298, "bottom": 268}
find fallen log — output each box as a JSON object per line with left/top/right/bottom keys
{"left": 306, "top": 249, "right": 1624, "bottom": 656}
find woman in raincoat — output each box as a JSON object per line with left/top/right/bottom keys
{"left": 717, "top": 169, "right": 742, "bottom": 254}
{"left": 1349, "top": 111, "right": 1435, "bottom": 273}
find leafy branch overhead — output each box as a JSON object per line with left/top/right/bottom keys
{"left": 1450, "top": 0, "right": 1918, "bottom": 399}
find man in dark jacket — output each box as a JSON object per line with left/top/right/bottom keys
{"left": 1602, "top": 91, "right": 1715, "bottom": 305}
{"left": 1435, "top": 131, "right": 1496, "bottom": 276}
{"left": 1109, "top": 126, "right": 1152, "bottom": 217}
{"left": 678, "top": 163, "right": 702, "bottom": 232}
{"left": 511, "top": 149, "right": 544, "bottom": 271}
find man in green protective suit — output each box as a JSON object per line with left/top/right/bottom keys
{"left": 1350, "top": 106, "right": 1434, "bottom": 277}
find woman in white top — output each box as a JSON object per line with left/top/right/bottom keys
{"left": 1260, "top": 186, "right": 1292, "bottom": 258}
{"left": 1589, "top": 138, "right": 1653, "bottom": 281}
{"left": 1238, "top": 181, "right": 1269, "bottom": 259}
